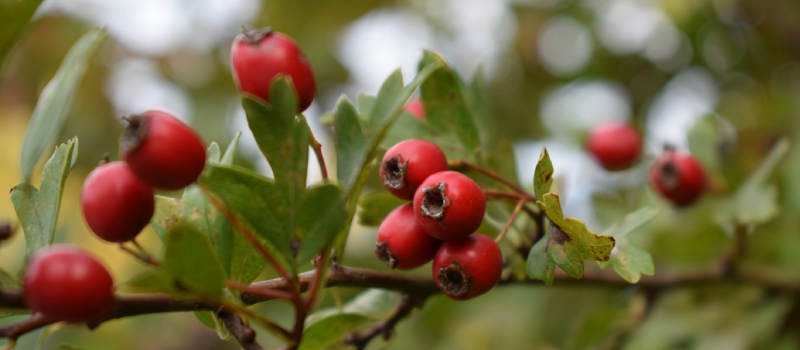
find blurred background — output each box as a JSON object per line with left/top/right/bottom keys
{"left": 2, "top": 0, "right": 800, "bottom": 349}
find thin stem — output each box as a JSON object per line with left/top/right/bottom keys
{"left": 483, "top": 189, "right": 536, "bottom": 202}
{"left": 305, "top": 251, "right": 328, "bottom": 310}
{"left": 496, "top": 198, "right": 526, "bottom": 243}
{"left": 226, "top": 281, "right": 295, "bottom": 301}
{"left": 0, "top": 313, "right": 55, "bottom": 341}
{"left": 308, "top": 131, "right": 329, "bottom": 180}
{"left": 119, "top": 243, "right": 160, "bottom": 267}
{"left": 343, "top": 294, "right": 425, "bottom": 349}
{"left": 451, "top": 159, "right": 532, "bottom": 197}
{"left": 218, "top": 311, "right": 263, "bottom": 350}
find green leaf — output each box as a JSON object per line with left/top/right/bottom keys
{"left": 12, "top": 138, "right": 78, "bottom": 261}
{"left": 687, "top": 115, "right": 730, "bottom": 189}
{"left": 733, "top": 138, "right": 790, "bottom": 225}
{"left": 356, "top": 192, "right": 407, "bottom": 227}
{"left": 117, "top": 268, "right": 174, "bottom": 293}
{"left": 198, "top": 164, "right": 292, "bottom": 270}
{"left": 356, "top": 94, "right": 376, "bottom": 116}
{"left": 533, "top": 147, "right": 554, "bottom": 201}
{"left": 242, "top": 79, "right": 310, "bottom": 213}
{"left": 419, "top": 51, "right": 481, "bottom": 155}
{"left": 296, "top": 184, "right": 348, "bottom": 262}
{"left": 598, "top": 208, "right": 659, "bottom": 283}
{"left": 537, "top": 193, "right": 615, "bottom": 279}
{"left": 333, "top": 97, "right": 367, "bottom": 186}
{"left": 194, "top": 311, "right": 231, "bottom": 340}
{"left": 300, "top": 289, "right": 400, "bottom": 350}
{"left": 335, "top": 59, "right": 443, "bottom": 256}
{"left": 0, "top": 0, "right": 44, "bottom": 69}
{"left": 220, "top": 132, "right": 241, "bottom": 166}
{"left": 206, "top": 143, "right": 221, "bottom": 164}
{"left": 163, "top": 222, "right": 226, "bottom": 297}
{"left": 19, "top": 29, "right": 105, "bottom": 182}
{"left": 525, "top": 230, "right": 556, "bottom": 286}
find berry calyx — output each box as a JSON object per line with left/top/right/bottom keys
{"left": 404, "top": 97, "right": 425, "bottom": 120}
{"left": 413, "top": 171, "right": 486, "bottom": 240}
{"left": 81, "top": 162, "right": 155, "bottom": 242}
{"left": 121, "top": 110, "right": 206, "bottom": 191}
{"left": 23, "top": 245, "right": 114, "bottom": 323}
{"left": 587, "top": 122, "right": 642, "bottom": 171}
{"left": 231, "top": 28, "right": 317, "bottom": 112}
{"left": 649, "top": 149, "right": 706, "bottom": 206}
{"left": 432, "top": 234, "right": 502, "bottom": 300}
{"left": 380, "top": 139, "right": 448, "bottom": 200}
{"left": 375, "top": 204, "right": 442, "bottom": 270}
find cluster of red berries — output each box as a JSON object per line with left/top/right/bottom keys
{"left": 586, "top": 122, "right": 707, "bottom": 207}
{"left": 375, "top": 139, "right": 502, "bottom": 300}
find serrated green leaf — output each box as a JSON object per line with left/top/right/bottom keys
{"left": 356, "top": 192, "right": 407, "bottom": 227}
{"left": 537, "top": 193, "right": 615, "bottom": 279}
{"left": 525, "top": 232, "right": 556, "bottom": 286}
{"left": 419, "top": 51, "right": 481, "bottom": 156}
{"left": 333, "top": 97, "right": 367, "bottom": 186}
{"left": 12, "top": 138, "right": 78, "bottom": 261}
{"left": 0, "top": 0, "right": 44, "bottom": 69}
{"left": 334, "top": 58, "right": 443, "bottom": 255}
{"left": 597, "top": 209, "right": 657, "bottom": 283}
{"left": 300, "top": 289, "right": 400, "bottom": 350}
{"left": 220, "top": 132, "right": 241, "bottom": 166}
{"left": 19, "top": 29, "right": 105, "bottom": 182}
{"left": 198, "top": 164, "right": 292, "bottom": 270}
{"left": 296, "top": 184, "right": 348, "bottom": 262}
{"left": 163, "top": 222, "right": 226, "bottom": 297}
{"left": 534, "top": 147, "right": 554, "bottom": 201}
{"left": 733, "top": 138, "right": 789, "bottom": 225}
{"left": 242, "top": 78, "right": 310, "bottom": 214}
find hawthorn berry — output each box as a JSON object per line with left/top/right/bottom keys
{"left": 649, "top": 149, "right": 706, "bottom": 206}
{"left": 231, "top": 27, "right": 317, "bottom": 112}
{"left": 587, "top": 122, "right": 642, "bottom": 171}
{"left": 413, "top": 171, "right": 486, "bottom": 241}
{"left": 432, "top": 234, "right": 502, "bottom": 301}
{"left": 380, "top": 139, "right": 449, "bottom": 200}
{"left": 121, "top": 110, "right": 206, "bottom": 191}
{"left": 23, "top": 245, "right": 114, "bottom": 323}
{"left": 375, "top": 204, "right": 442, "bottom": 270}
{"left": 404, "top": 97, "right": 425, "bottom": 120}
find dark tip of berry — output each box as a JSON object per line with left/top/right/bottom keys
{"left": 381, "top": 155, "right": 408, "bottom": 190}
{"left": 420, "top": 182, "right": 450, "bottom": 221}
{"left": 437, "top": 260, "right": 471, "bottom": 298}
{"left": 121, "top": 114, "right": 148, "bottom": 154}
{"left": 375, "top": 241, "right": 398, "bottom": 269}
{"left": 659, "top": 160, "right": 680, "bottom": 189}
{"left": 0, "top": 221, "right": 14, "bottom": 241}
{"left": 239, "top": 27, "right": 274, "bottom": 45}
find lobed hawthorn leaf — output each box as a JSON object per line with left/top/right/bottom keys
{"left": 295, "top": 183, "right": 348, "bottom": 262}
{"left": 356, "top": 192, "right": 407, "bottom": 227}
{"left": 419, "top": 51, "right": 481, "bottom": 159}
{"left": 19, "top": 29, "right": 105, "bottom": 182}
{"left": 300, "top": 289, "right": 400, "bottom": 350}
{"left": 333, "top": 97, "right": 367, "bottom": 187}
{"left": 526, "top": 229, "right": 556, "bottom": 286}
{"left": 533, "top": 147, "right": 554, "bottom": 201}
{"left": 333, "top": 58, "right": 443, "bottom": 255}
{"left": 536, "top": 193, "right": 615, "bottom": 279}
{"left": 597, "top": 208, "right": 659, "bottom": 283}
{"left": 12, "top": 138, "right": 78, "bottom": 261}
{"left": 163, "top": 222, "right": 226, "bottom": 297}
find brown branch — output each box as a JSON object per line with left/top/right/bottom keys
{"left": 218, "top": 311, "right": 263, "bottom": 350}
{"left": 342, "top": 294, "right": 426, "bottom": 350}
{"left": 0, "top": 313, "right": 55, "bottom": 342}
{"left": 308, "top": 131, "right": 329, "bottom": 181}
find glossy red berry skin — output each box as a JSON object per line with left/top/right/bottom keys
{"left": 587, "top": 122, "right": 642, "bottom": 171}
{"left": 231, "top": 28, "right": 316, "bottom": 112}
{"left": 413, "top": 171, "right": 486, "bottom": 241}
{"left": 23, "top": 245, "right": 114, "bottom": 323}
{"left": 380, "top": 139, "right": 448, "bottom": 200}
{"left": 376, "top": 204, "right": 442, "bottom": 270}
{"left": 432, "top": 234, "right": 502, "bottom": 301}
{"left": 649, "top": 150, "right": 706, "bottom": 206}
{"left": 121, "top": 110, "right": 206, "bottom": 190}
{"left": 81, "top": 162, "right": 155, "bottom": 242}
{"left": 404, "top": 97, "right": 425, "bottom": 120}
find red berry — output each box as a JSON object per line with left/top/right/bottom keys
{"left": 81, "top": 162, "right": 155, "bottom": 242}
{"left": 121, "top": 110, "right": 206, "bottom": 190}
{"left": 381, "top": 139, "right": 449, "bottom": 200}
{"left": 23, "top": 245, "right": 114, "bottom": 323}
{"left": 375, "top": 204, "right": 442, "bottom": 270}
{"left": 413, "top": 171, "right": 486, "bottom": 240}
{"left": 404, "top": 97, "right": 425, "bottom": 120}
{"left": 649, "top": 149, "right": 706, "bottom": 206}
{"left": 587, "top": 122, "right": 642, "bottom": 171}
{"left": 231, "top": 28, "right": 317, "bottom": 112}
{"left": 432, "top": 234, "right": 502, "bottom": 300}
